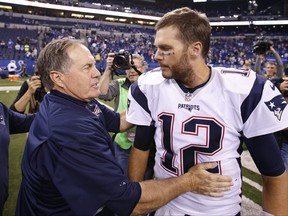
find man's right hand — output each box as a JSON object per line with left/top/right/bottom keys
{"left": 105, "top": 53, "right": 115, "bottom": 72}
{"left": 185, "top": 162, "right": 233, "bottom": 197}
{"left": 27, "top": 75, "right": 42, "bottom": 95}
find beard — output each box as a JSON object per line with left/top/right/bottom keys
{"left": 161, "top": 52, "right": 192, "bottom": 82}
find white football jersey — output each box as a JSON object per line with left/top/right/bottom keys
{"left": 126, "top": 67, "right": 288, "bottom": 215}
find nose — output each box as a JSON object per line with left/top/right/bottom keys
{"left": 154, "top": 50, "right": 162, "bottom": 61}
{"left": 92, "top": 65, "right": 101, "bottom": 78}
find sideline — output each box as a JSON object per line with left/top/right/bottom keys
{"left": 0, "top": 86, "right": 21, "bottom": 91}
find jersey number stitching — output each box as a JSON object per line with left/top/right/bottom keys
{"left": 159, "top": 113, "right": 225, "bottom": 176}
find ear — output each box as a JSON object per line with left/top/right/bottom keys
{"left": 188, "top": 42, "right": 202, "bottom": 57}
{"left": 50, "top": 71, "right": 65, "bottom": 88}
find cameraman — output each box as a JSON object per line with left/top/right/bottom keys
{"left": 254, "top": 46, "right": 283, "bottom": 79}
{"left": 10, "top": 70, "right": 47, "bottom": 113}
{"left": 98, "top": 52, "right": 148, "bottom": 176}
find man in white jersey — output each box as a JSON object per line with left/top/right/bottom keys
{"left": 126, "top": 7, "right": 288, "bottom": 216}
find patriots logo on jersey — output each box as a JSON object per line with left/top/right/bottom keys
{"left": 178, "top": 103, "right": 200, "bottom": 112}
{"left": 87, "top": 103, "right": 102, "bottom": 117}
{"left": 265, "top": 95, "right": 287, "bottom": 121}
{"left": 92, "top": 105, "right": 102, "bottom": 116}
{"left": 270, "top": 83, "right": 276, "bottom": 91}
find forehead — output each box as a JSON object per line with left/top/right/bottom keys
{"left": 133, "top": 58, "right": 142, "bottom": 65}
{"left": 154, "top": 26, "right": 181, "bottom": 47}
{"left": 266, "top": 64, "right": 276, "bottom": 67}
{"left": 67, "top": 44, "right": 94, "bottom": 64}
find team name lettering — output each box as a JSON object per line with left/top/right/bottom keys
{"left": 178, "top": 104, "right": 200, "bottom": 112}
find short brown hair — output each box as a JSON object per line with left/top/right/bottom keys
{"left": 155, "top": 7, "right": 211, "bottom": 58}
{"left": 36, "top": 38, "right": 87, "bottom": 90}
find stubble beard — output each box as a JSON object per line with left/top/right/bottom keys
{"left": 163, "top": 53, "right": 193, "bottom": 83}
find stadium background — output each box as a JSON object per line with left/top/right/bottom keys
{"left": 0, "top": 0, "right": 287, "bottom": 215}
{"left": 0, "top": 0, "right": 287, "bottom": 75}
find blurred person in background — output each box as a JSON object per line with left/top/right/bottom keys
{"left": 19, "top": 62, "right": 28, "bottom": 78}
{"left": 7, "top": 60, "right": 17, "bottom": 75}
{"left": 0, "top": 102, "right": 35, "bottom": 215}
{"left": 254, "top": 46, "right": 283, "bottom": 79}
{"left": 98, "top": 53, "right": 149, "bottom": 176}
{"left": 10, "top": 67, "right": 47, "bottom": 114}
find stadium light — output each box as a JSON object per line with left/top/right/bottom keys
{"left": 0, "top": 0, "right": 288, "bottom": 26}
{"left": 0, "top": 0, "right": 161, "bottom": 21}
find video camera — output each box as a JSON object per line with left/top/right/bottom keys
{"left": 252, "top": 37, "right": 273, "bottom": 55}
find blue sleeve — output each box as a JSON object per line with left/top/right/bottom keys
{"left": 29, "top": 109, "right": 141, "bottom": 216}
{"left": 5, "top": 103, "right": 35, "bottom": 134}
{"left": 243, "top": 133, "right": 285, "bottom": 176}
{"left": 57, "top": 137, "right": 141, "bottom": 215}
{"left": 96, "top": 100, "right": 120, "bottom": 133}
{"left": 54, "top": 145, "right": 141, "bottom": 216}
{"left": 134, "top": 125, "right": 156, "bottom": 151}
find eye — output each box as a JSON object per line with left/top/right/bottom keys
{"left": 83, "top": 64, "right": 93, "bottom": 71}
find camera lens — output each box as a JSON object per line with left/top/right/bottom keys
{"left": 112, "top": 51, "right": 131, "bottom": 70}
{"left": 113, "top": 56, "right": 127, "bottom": 69}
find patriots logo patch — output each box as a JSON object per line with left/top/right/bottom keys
{"left": 270, "top": 84, "right": 276, "bottom": 91}
{"left": 265, "top": 95, "right": 287, "bottom": 121}
{"left": 92, "top": 105, "right": 102, "bottom": 116}
{"left": 87, "top": 103, "right": 102, "bottom": 117}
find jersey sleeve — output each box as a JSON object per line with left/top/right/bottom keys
{"left": 126, "top": 80, "right": 153, "bottom": 126}
{"left": 7, "top": 104, "right": 35, "bottom": 134}
{"left": 243, "top": 78, "right": 288, "bottom": 138}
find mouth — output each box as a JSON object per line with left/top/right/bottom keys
{"left": 160, "top": 65, "right": 169, "bottom": 71}
{"left": 159, "top": 64, "right": 168, "bottom": 68}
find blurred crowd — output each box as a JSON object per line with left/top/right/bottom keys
{"left": 0, "top": 26, "right": 287, "bottom": 72}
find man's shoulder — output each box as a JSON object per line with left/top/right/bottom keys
{"left": 212, "top": 67, "right": 258, "bottom": 83}
{"left": 138, "top": 67, "right": 165, "bottom": 86}
{"left": 212, "top": 67, "right": 263, "bottom": 94}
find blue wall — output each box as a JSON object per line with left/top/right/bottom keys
{"left": 0, "top": 59, "right": 36, "bottom": 76}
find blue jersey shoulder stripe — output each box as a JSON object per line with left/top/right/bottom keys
{"left": 241, "top": 75, "right": 266, "bottom": 124}
{"left": 130, "top": 81, "right": 151, "bottom": 116}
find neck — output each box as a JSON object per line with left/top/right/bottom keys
{"left": 182, "top": 64, "right": 210, "bottom": 89}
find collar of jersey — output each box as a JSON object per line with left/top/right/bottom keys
{"left": 50, "top": 90, "right": 88, "bottom": 107}
{"left": 176, "top": 67, "right": 212, "bottom": 94}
